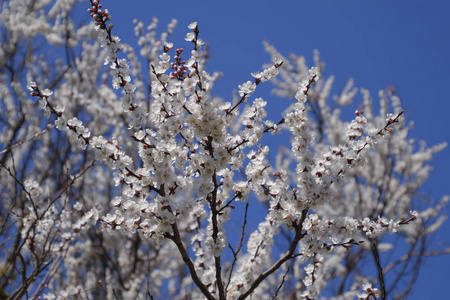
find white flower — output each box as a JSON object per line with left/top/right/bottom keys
{"left": 238, "top": 81, "right": 256, "bottom": 97}
{"left": 309, "top": 66, "right": 319, "bottom": 79}
{"left": 386, "top": 113, "right": 396, "bottom": 122}
{"left": 38, "top": 98, "right": 47, "bottom": 109}
{"left": 73, "top": 202, "right": 83, "bottom": 211}
{"left": 134, "top": 130, "right": 146, "bottom": 140}
{"left": 27, "top": 81, "right": 37, "bottom": 91}
{"left": 42, "top": 88, "right": 53, "bottom": 97}
{"left": 185, "top": 32, "right": 195, "bottom": 42}
{"left": 55, "top": 117, "right": 66, "bottom": 130}
{"left": 188, "top": 22, "right": 197, "bottom": 29}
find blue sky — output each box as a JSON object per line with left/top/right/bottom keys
{"left": 102, "top": 1, "right": 450, "bottom": 298}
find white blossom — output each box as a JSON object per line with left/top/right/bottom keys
{"left": 1, "top": 2, "right": 446, "bottom": 300}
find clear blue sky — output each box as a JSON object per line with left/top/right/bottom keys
{"left": 102, "top": 1, "right": 450, "bottom": 298}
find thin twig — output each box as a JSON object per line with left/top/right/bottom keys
{"left": 237, "top": 209, "right": 308, "bottom": 300}
{"left": 225, "top": 202, "right": 249, "bottom": 291}
{"left": 270, "top": 266, "right": 289, "bottom": 300}
{"left": 0, "top": 125, "right": 54, "bottom": 156}
{"left": 168, "top": 222, "right": 216, "bottom": 300}
{"left": 371, "top": 240, "right": 386, "bottom": 300}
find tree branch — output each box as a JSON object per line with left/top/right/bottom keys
{"left": 237, "top": 209, "right": 308, "bottom": 300}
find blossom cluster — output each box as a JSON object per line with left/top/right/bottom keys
{"left": 1, "top": 1, "right": 447, "bottom": 299}
{"left": 88, "top": 0, "right": 145, "bottom": 128}
{"left": 357, "top": 283, "right": 381, "bottom": 300}
{"left": 28, "top": 81, "right": 90, "bottom": 150}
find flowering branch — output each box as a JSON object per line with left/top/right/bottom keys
{"left": 371, "top": 240, "right": 386, "bottom": 300}
{"left": 225, "top": 202, "right": 249, "bottom": 291}
{"left": 167, "top": 222, "right": 216, "bottom": 300}
{"left": 2, "top": 1, "right": 446, "bottom": 299}
{"left": 237, "top": 209, "right": 308, "bottom": 300}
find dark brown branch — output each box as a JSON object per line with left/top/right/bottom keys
{"left": 209, "top": 168, "right": 225, "bottom": 300}
{"left": 270, "top": 265, "right": 289, "bottom": 300}
{"left": 167, "top": 222, "right": 216, "bottom": 300}
{"left": 371, "top": 240, "right": 386, "bottom": 300}
{"left": 237, "top": 209, "right": 308, "bottom": 300}
{"left": 225, "top": 202, "right": 249, "bottom": 291}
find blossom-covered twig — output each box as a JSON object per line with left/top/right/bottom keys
{"left": 2, "top": 0, "right": 447, "bottom": 299}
